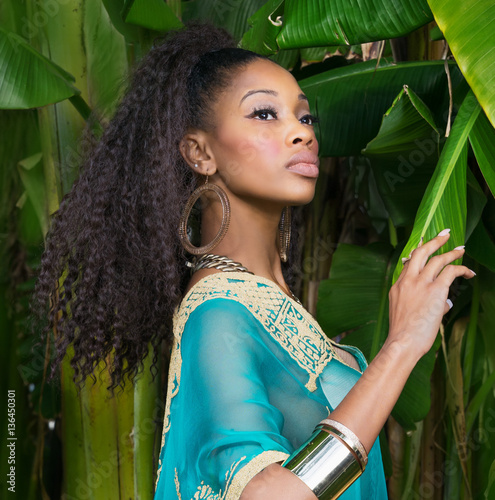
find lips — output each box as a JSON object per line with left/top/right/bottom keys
{"left": 285, "top": 151, "right": 320, "bottom": 178}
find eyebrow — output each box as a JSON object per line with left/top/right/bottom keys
{"left": 239, "top": 89, "right": 308, "bottom": 106}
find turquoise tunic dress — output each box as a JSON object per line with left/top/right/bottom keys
{"left": 154, "top": 272, "right": 387, "bottom": 499}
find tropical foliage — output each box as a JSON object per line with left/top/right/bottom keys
{"left": 1, "top": 1, "right": 494, "bottom": 499}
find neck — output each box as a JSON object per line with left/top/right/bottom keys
{"left": 200, "top": 195, "right": 287, "bottom": 288}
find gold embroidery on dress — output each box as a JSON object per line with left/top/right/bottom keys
{"left": 155, "top": 334, "right": 182, "bottom": 487}
{"left": 175, "top": 272, "right": 339, "bottom": 390}
{"left": 175, "top": 468, "right": 182, "bottom": 499}
{"left": 192, "top": 456, "right": 245, "bottom": 499}
{"left": 155, "top": 271, "right": 355, "bottom": 488}
{"left": 224, "top": 450, "right": 290, "bottom": 500}
{"left": 175, "top": 451, "right": 289, "bottom": 500}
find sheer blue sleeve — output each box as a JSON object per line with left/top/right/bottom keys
{"left": 154, "top": 299, "right": 292, "bottom": 500}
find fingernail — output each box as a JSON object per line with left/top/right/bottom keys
{"left": 438, "top": 228, "right": 451, "bottom": 237}
{"left": 401, "top": 257, "right": 410, "bottom": 265}
{"left": 470, "top": 269, "right": 476, "bottom": 276}
{"left": 454, "top": 245, "right": 465, "bottom": 250}
{"left": 417, "top": 237, "right": 424, "bottom": 248}
{"left": 446, "top": 299, "right": 453, "bottom": 309}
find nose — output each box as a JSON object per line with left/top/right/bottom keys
{"left": 286, "top": 117, "right": 316, "bottom": 148}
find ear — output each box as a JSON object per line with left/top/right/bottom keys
{"left": 179, "top": 131, "right": 217, "bottom": 176}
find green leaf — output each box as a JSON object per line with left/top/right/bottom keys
{"left": 299, "top": 60, "right": 465, "bottom": 157}
{"left": 317, "top": 242, "right": 438, "bottom": 429}
{"left": 183, "top": 0, "right": 267, "bottom": 41}
{"left": 102, "top": 0, "right": 141, "bottom": 41}
{"left": 430, "top": 25, "right": 444, "bottom": 41}
{"left": 317, "top": 242, "right": 394, "bottom": 359}
{"left": 0, "top": 27, "right": 79, "bottom": 109}
{"left": 122, "top": 0, "right": 183, "bottom": 31}
{"left": 270, "top": 49, "right": 299, "bottom": 70}
{"left": 469, "top": 107, "right": 495, "bottom": 198}
{"left": 485, "top": 460, "right": 495, "bottom": 500}
{"left": 363, "top": 86, "right": 440, "bottom": 227}
{"left": 84, "top": 0, "right": 129, "bottom": 118}
{"left": 240, "top": 0, "right": 284, "bottom": 55}
{"left": 427, "top": 0, "right": 495, "bottom": 129}
{"left": 392, "top": 91, "right": 479, "bottom": 282}
{"left": 467, "top": 221, "right": 495, "bottom": 273}
{"left": 16, "top": 191, "right": 44, "bottom": 246}
{"left": 278, "top": 0, "right": 433, "bottom": 48}
{"left": 16, "top": 152, "right": 47, "bottom": 237}
{"left": 478, "top": 274, "right": 495, "bottom": 373}
{"left": 465, "top": 369, "right": 495, "bottom": 433}
{"left": 465, "top": 169, "right": 487, "bottom": 241}
{"left": 393, "top": 334, "right": 441, "bottom": 430}
{"left": 300, "top": 46, "right": 337, "bottom": 63}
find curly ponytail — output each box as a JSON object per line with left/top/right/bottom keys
{"left": 33, "top": 22, "right": 272, "bottom": 392}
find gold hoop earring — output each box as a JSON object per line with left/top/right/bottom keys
{"left": 179, "top": 176, "right": 231, "bottom": 255}
{"left": 279, "top": 206, "right": 291, "bottom": 263}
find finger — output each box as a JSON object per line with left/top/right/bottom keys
{"left": 421, "top": 246, "right": 466, "bottom": 281}
{"left": 396, "top": 237, "right": 423, "bottom": 284}
{"left": 395, "top": 258, "right": 411, "bottom": 285}
{"left": 407, "top": 229, "right": 451, "bottom": 275}
{"left": 435, "top": 264, "right": 476, "bottom": 287}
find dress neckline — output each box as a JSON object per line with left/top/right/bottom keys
{"left": 182, "top": 270, "right": 301, "bottom": 306}
{"left": 179, "top": 271, "right": 365, "bottom": 375}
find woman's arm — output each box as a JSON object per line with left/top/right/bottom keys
{"left": 240, "top": 230, "right": 474, "bottom": 499}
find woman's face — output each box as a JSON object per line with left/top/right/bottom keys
{"left": 205, "top": 58, "right": 319, "bottom": 209}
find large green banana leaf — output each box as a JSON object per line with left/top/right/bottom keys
{"left": 278, "top": 0, "right": 433, "bottom": 49}
{"left": 0, "top": 27, "right": 79, "bottom": 109}
{"left": 392, "top": 91, "right": 480, "bottom": 282}
{"left": 317, "top": 242, "right": 441, "bottom": 430}
{"left": 362, "top": 86, "right": 440, "bottom": 227}
{"left": 241, "top": 0, "right": 433, "bottom": 53}
{"left": 122, "top": 0, "right": 183, "bottom": 31}
{"left": 427, "top": 0, "right": 495, "bottom": 129}
{"left": 299, "top": 60, "right": 466, "bottom": 157}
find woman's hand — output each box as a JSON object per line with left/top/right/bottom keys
{"left": 326, "top": 229, "right": 476, "bottom": 454}
{"left": 387, "top": 229, "right": 476, "bottom": 362}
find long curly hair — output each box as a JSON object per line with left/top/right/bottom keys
{"left": 33, "top": 22, "right": 302, "bottom": 393}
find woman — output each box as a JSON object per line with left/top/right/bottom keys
{"left": 35, "top": 23, "right": 474, "bottom": 500}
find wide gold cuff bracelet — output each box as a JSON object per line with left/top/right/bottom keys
{"left": 282, "top": 420, "right": 368, "bottom": 500}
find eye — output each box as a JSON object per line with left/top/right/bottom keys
{"left": 249, "top": 107, "right": 278, "bottom": 120}
{"left": 300, "top": 114, "right": 319, "bottom": 126}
